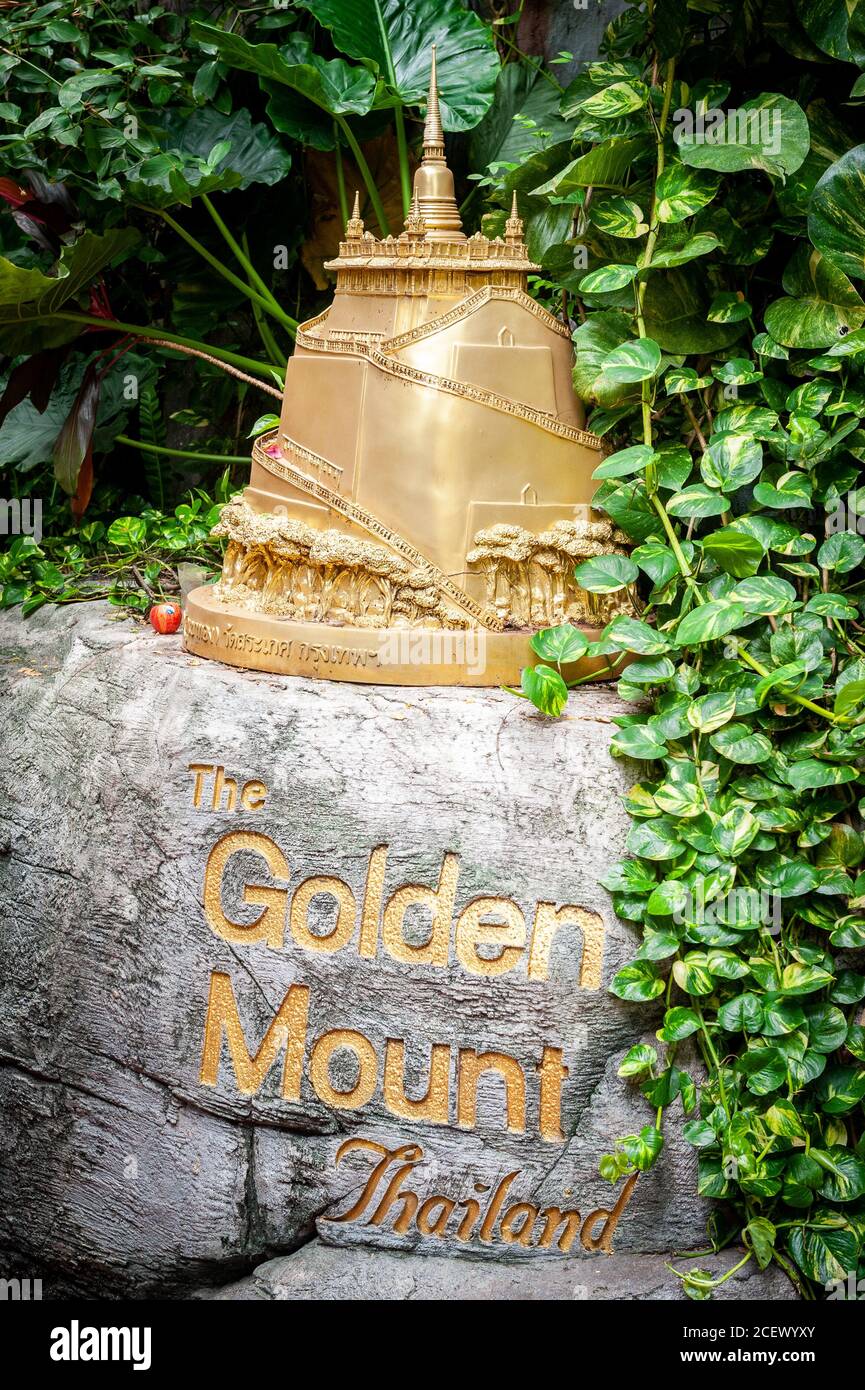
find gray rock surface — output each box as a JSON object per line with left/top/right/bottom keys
{"left": 195, "top": 1239, "right": 797, "bottom": 1301}
{"left": 0, "top": 603, "right": 792, "bottom": 1299}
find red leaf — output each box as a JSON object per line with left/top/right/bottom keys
{"left": 53, "top": 365, "right": 101, "bottom": 496}
{"left": 87, "top": 278, "right": 114, "bottom": 322}
{"left": 0, "top": 177, "right": 29, "bottom": 208}
{"left": 70, "top": 447, "right": 94, "bottom": 521}
{"left": 0, "top": 346, "right": 70, "bottom": 428}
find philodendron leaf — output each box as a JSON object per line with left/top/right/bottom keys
{"left": 643, "top": 267, "right": 744, "bottom": 353}
{"left": 592, "top": 444, "right": 654, "bottom": 479}
{"left": 619, "top": 1125, "right": 665, "bottom": 1169}
{"left": 785, "top": 760, "right": 858, "bottom": 789}
{"left": 665, "top": 366, "right": 713, "bottom": 393}
{"left": 293, "top": 0, "right": 499, "bottom": 130}
{"left": 726, "top": 575, "right": 798, "bottom": 615}
{"left": 708, "top": 291, "right": 751, "bottom": 322}
{"left": 618, "top": 1043, "right": 658, "bottom": 1078}
{"left": 811, "top": 1147, "right": 865, "bottom": 1201}
{"left": 604, "top": 615, "right": 670, "bottom": 654}
{"left": 574, "top": 554, "right": 639, "bottom": 592}
{"left": 709, "top": 722, "right": 773, "bottom": 763}
{"left": 701, "top": 432, "right": 764, "bottom": 492}
{"left": 745, "top": 1216, "right": 777, "bottom": 1269}
{"left": 578, "top": 263, "right": 639, "bottom": 293}
{"left": 655, "top": 163, "right": 720, "bottom": 223}
{"left": 808, "top": 144, "right": 865, "bottom": 282}
{"left": 667, "top": 483, "right": 729, "bottom": 517}
{"left": 789, "top": 1215, "right": 858, "bottom": 1283}
{"left": 602, "top": 338, "right": 662, "bottom": 384}
{"left": 765, "top": 245, "right": 865, "bottom": 348}
{"left": 572, "top": 309, "right": 638, "bottom": 406}
{"left": 611, "top": 724, "right": 668, "bottom": 759}
{"left": 610, "top": 960, "right": 666, "bottom": 1001}
{"left": 534, "top": 136, "right": 653, "bottom": 195}
{"left": 674, "top": 600, "right": 747, "bottom": 645}
{"left": 737, "top": 1046, "right": 787, "bottom": 1094}
{"left": 700, "top": 526, "right": 764, "bottom": 576}
{"left": 520, "top": 663, "right": 569, "bottom": 716}
{"left": 795, "top": 0, "right": 865, "bottom": 65}
{"left": 674, "top": 93, "right": 810, "bottom": 177}
{"left": 590, "top": 195, "right": 648, "bottom": 238}
{"left": 579, "top": 80, "right": 649, "bottom": 118}
{"left": 529, "top": 623, "right": 589, "bottom": 664}
{"left": 644, "top": 232, "right": 720, "bottom": 269}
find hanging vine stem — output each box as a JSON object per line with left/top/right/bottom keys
{"left": 155, "top": 207, "right": 298, "bottom": 334}
{"left": 333, "top": 120, "right": 350, "bottom": 230}
{"left": 334, "top": 114, "right": 391, "bottom": 236}
{"left": 632, "top": 55, "right": 846, "bottom": 732}
{"left": 137, "top": 339, "right": 284, "bottom": 398}
{"left": 50, "top": 311, "right": 283, "bottom": 382}
{"left": 201, "top": 194, "right": 298, "bottom": 336}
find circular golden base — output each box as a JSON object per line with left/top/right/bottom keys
{"left": 182, "top": 586, "right": 614, "bottom": 687}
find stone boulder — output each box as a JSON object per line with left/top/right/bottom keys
{"left": 0, "top": 603, "right": 794, "bottom": 1299}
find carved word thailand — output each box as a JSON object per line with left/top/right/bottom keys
{"left": 325, "top": 1138, "right": 638, "bottom": 1255}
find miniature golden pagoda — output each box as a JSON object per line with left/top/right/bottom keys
{"left": 184, "top": 51, "right": 631, "bottom": 685}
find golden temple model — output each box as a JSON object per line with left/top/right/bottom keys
{"left": 184, "top": 50, "right": 632, "bottom": 685}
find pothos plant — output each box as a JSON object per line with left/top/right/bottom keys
{"left": 505, "top": 0, "right": 865, "bottom": 1299}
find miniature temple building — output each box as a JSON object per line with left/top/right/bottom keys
{"left": 185, "top": 50, "right": 632, "bottom": 684}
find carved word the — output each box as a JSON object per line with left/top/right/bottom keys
{"left": 188, "top": 764, "right": 268, "bottom": 812}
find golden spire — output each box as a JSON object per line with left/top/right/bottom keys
{"left": 412, "top": 45, "right": 465, "bottom": 243}
{"left": 505, "top": 191, "right": 524, "bottom": 245}
{"left": 403, "top": 188, "right": 426, "bottom": 239}
{"left": 423, "top": 44, "right": 445, "bottom": 159}
{"left": 345, "top": 189, "right": 364, "bottom": 240}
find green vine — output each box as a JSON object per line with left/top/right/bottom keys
{"left": 513, "top": 0, "right": 865, "bottom": 1300}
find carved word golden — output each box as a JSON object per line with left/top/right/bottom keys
{"left": 326, "top": 1137, "right": 637, "bottom": 1256}
{"left": 202, "top": 829, "right": 605, "bottom": 985}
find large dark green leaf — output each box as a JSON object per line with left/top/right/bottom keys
{"left": 0, "top": 228, "right": 140, "bottom": 356}
{"left": 152, "top": 107, "right": 291, "bottom": 194}
{"left": 809, "top": 145, "right": 865, "bottom": 282}
{"left": 765, "top": 245, "right": 865, "bottom": 347}
{"left": 294, "top": 0, "right": 499, "bottom": 130}
{"left": 533, "top": 136, "right": 652, "bottom": 194}
{"left": 643, "top": 268, "right": 743, "bottom": 354}
{"left": 468, "top": 63, "right": 573, "bottom": 172}
{"left": 795, "top": 0, "right": 865, "bottom": 64}
{"left": 191, "top": 24, "right": 380, "bottom": 152}
{"left": 676, "top": 94, "right": 810, "bottom": 178}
